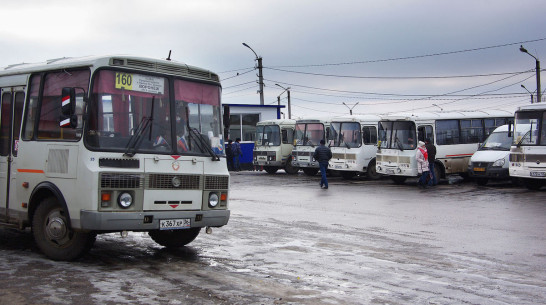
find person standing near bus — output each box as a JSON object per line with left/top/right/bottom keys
{"left": 232, "top": 138, "right": 243, "bottom": 171}
{"left": 313, "top": 139, "right": 332, "bottom": 189}
{"left": 424, "top": 138, "right": 437, "bottom": 186}
{"left": 416, "top": 141, "right": 430, "bottom": 188}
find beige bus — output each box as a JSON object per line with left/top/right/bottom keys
{"left": 0, "top": 55, "right": 230, "bottom": 260}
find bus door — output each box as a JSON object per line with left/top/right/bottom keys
{"left": 0, "top": 88, "right": 25, "bottom": 220}
{"left": 417, "top": 125, "right": 434, "bottom": 143}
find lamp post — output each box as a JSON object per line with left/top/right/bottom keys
{"left": 521, "top": 84, "right": 535, "bottom": 103}
{"left": 243, "top": 43, "right": 264, "bottom": 105}
{"left": 519, "top": 45, "right": 541, "bottom": 103}
{"left": 275, "top": 84, "right": 291, "bottom": 119}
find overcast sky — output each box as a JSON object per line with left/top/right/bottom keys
{"left": 2, "top": 0, "right": 545, "bottom": 118}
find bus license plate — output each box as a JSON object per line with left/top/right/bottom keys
{"left": 530, "top": 172, "right": 546, "bottom": 177}
{"left": 160, "top": 219, "right": 191, "bottom": 230}
{"left": 386, "top": 169, "right": 395, "bottom": 174}
{"left": 473, "top": 167, "right": 486, "bottom": 172}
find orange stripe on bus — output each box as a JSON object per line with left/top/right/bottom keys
{"left": 17, "top": 169, "right": 45, "bottom": 174}
{"left": 445, "top": 154, "right": 474, "bottom": 158}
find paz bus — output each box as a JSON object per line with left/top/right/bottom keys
{"left": 328, "top": 114, "right": 382, "bottom": 180}
{"left": 291, "top": 119, "right": 331, "bottom": 176}
{"left": 375, "top": 110, "right": 513, "bottom": 184}
{"left": 253, "top": 119, "right": 298, "bottom": 174}
{"left": 509, "top": 104, "right": 546, "bottom": 190}
{"left": 0, "top": 55, "right": 230, "bottom": 260}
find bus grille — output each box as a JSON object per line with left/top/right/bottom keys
{"left": 147, "top": 174, "right": 201, "bottom": 189}
{"left": 204, "top": 176, "right": 229, "bottom": 190}
{"left": 101, "top": 173, "right": 144, "bottom": 189}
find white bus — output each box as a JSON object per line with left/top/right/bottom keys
{"left": 253, "top": 119, "right": 298, "bottom": 174}
{"left": 376, "top": 110, "right": 513, "bottom": 184}
{"left": 0, "top": 55, "right": 230, "bottom": 260}
{"left": 328, "top": 115, "right": 382, "bottom": 180}
{"left": 509, "top": 104, "right": 546, "bottom": 190}
{"left": 291, "top": 119, "right": 330, "bottom": 176}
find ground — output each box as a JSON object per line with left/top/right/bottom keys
{"left": 0, "top": 171, "right": 545, "bottom": 304}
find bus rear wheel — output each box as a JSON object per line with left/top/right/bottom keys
{"left": 149, "top": 228, "right": 201, "bottom": 248}
{"left": 32, "top": 197, "right": 96, "bottom": 261}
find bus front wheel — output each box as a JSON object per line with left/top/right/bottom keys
{"left": 32, "top": 197, "right": 96, "bottom": 261}
{"left": 149, "top": 228, "right": 201, "bottom": 248}
{"left": 264, "top": 166, "right": 278, "bottom": 174}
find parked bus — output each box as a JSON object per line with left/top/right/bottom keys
{"left": 376, "top": 110, "right": 513, "bottom": 184}
{"left": 0, "top": 55, "right": 230, "bottom": 260}
{"left": 291, "top": 119, "right": 330, "bottom": 176}
{"left": 509, "top": 104, "right": 546, "bottom": 190}
{"left": 328, "top": 115, "right": 381, "bottom": 180}
{"left": 253, "top": 119, "right": 298, "bottom": 174}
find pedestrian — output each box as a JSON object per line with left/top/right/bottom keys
{"left": 424, "top": 138, "right": 437, "bottom": 186}
{"left": 232, "top": 138, "right": 242, "bottom": 171}
{"left": 416, "top": 141, "right": 430, "bottom": 188}
{"left": 313, "top": 139, "right": 332, "bottom": 189}
{"left": 225, "top": 139, "right": 234, "bottom": 171}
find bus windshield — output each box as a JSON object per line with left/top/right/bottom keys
{"left": 513, "top": 111, "right": 543, "bottom": 146}
{"left": 255, "top": 125, "right": 281, "bottom": 146}
{"left": 329, "top": 122, "right": 361, "bottom": 148}
{"left": 378, "top": 121, "right": 417, "bottom": 150}
{"left": 479, "top": 131, "right": 512, "bottom": 151}
{"left": 86, "top": 69, "right": 224, "bottom": 155}
{"left": 294, "top": 123, "right": 324, "bottom": 146}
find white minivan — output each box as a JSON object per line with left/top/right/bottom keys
{"left": 468, "top": 125, "right": 513, "bottom": 185}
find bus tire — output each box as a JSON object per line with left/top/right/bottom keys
{"left": 366, "top": 159, "right": 381, "bottom": 180}
{"left": 523, "top": 178, "right": 544, "bottom": 190}
{"left": 32, "top": 197, "right": 96, "bottom": 261}
{"left": 391, "top": 176, "right": 407, "bottom": 185}
{"left": 284, "top": 157, "right": 299, "bottom": 174}
{"left": 149, "top": 228, "right": 201, "bottom": 248}
{"left": 264, "top": 166, "right": 278, "bottom": 174}
{"left": 302, "top": 168, "right": 319, "bottom": 176}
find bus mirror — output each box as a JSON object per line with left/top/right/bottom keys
{"left": 61, "top": 87, "right": 76, "bottom": 116}
{"left": 60, "top": 87, "right": 77, "bottom": 128}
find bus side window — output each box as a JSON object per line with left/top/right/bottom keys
{"left": 418, "top": 125, "right": 434, "bottom": 143}
{"left": 362, "top": 126, "right": 377, "bottom": 145}
{"left": 282, "top": 128, "right": 293, "bottom": 144}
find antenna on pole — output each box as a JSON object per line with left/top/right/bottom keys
{"left": 166, "top": 50, "right": 172, "bottom": 61}
{"left": 343, "top": 102, "right": 359, "bottom": 115}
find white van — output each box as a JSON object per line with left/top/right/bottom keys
{"left": 468, "top": 125, "right": 513, "bottom": 185}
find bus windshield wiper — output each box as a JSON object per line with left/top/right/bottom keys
{"left": 187, "top": 127, "right": 220, "bottom": 161}
{"left": 124, "top": 97, "right": 155, "bottom": 157}
{"left": 395, "top": 137, "right": 404, "bottom": 151}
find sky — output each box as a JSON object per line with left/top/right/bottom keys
{"left": 1, "top": 0, "right": 545, "bottom": 119}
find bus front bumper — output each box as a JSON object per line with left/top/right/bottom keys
{"left": 78, "top": 209, "right": 230, "bottom": 231}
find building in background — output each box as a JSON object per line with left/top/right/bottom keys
{"left": 223, "top": 104, "right": 285, "bottom": 170}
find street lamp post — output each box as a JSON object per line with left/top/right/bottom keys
{"left": 521, "top": 84, "right": 535, "bottom": 103}
{"left": 243, "top": 43, "right": 264, "bottom": 105}
{"left": 520, "top": 45, "right": 541, "bottom": 103}
{"left": 275, "top": 84, "right": 291, "bottom": 119}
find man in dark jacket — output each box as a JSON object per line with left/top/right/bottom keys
{"left": 313, "top": 139, "right": 332, "bottom": 189}
{"left": 424, "top": 138, "right": 437, "bottom": 185}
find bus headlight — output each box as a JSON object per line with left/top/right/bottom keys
{"left": 208, "top": 193, "right": 219, "bottom": 208}
{"left": 118, "top": 192, "right": 133, "bottom": 209}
